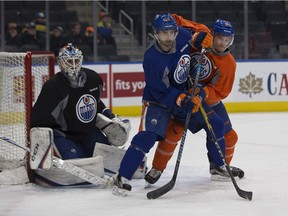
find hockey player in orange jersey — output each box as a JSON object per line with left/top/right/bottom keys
{"left": 145, "top": 15, "right": 244, "bottom": 184}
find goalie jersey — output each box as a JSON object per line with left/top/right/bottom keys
{"left": 31, "top": 67, "right": 107, "bottom": 142}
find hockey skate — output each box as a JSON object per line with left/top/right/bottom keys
{"left": 145, "top": 168, "right": 162, "bottom": 185}
{"left": 209, "top": 162, "right": 245, "bottom": 181}
{"left": 110, "top": 173, "right": 131, "bottom": 197}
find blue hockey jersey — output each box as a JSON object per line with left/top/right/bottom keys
{"left": 142, "top": 26, "right": 192, "bottom": 108}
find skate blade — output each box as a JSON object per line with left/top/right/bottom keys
{"left": 211, "top": 174, "right": 240, "bottom": 182}
{"left": 144, "top": 181, "right": 151, "bottom": 189}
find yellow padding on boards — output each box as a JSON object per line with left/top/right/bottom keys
{"left": 112, "top": 106, "right": 142, "bottom": 117}
{"left": 224, "top": 102, "right": 288, "bottom": 113}
{"left": 112, "top": 102, "right": 288, "bottom": 117}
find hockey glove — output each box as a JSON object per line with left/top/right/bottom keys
{"left": 191, "top": 31, "right": 213, "bottom": 50}
{"left": 176, "top": 92, "right": 201, "bottom": 113}
{"left": 189, "top": 86, "right": 209, "bottom": 102}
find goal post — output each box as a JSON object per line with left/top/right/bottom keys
{"left": 0, "top": 51, "right": 55, "bottom": 184}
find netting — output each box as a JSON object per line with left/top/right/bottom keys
{"left": 0, "top": 53, "right": 27, "bottom": 171}
{"left": 0, "top": 52, "right": 53, "bottom": 181}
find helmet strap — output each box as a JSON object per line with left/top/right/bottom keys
{"left": 212, "top": 33, "right": 234, "bottom": 54}
{"left": 154, "top": 31, "right": 178, "bottom": 52}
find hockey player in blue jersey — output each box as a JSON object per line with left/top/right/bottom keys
{"left": 110, "top": 13, "right": 230, "bottom": 196}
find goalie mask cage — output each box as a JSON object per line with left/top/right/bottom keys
{"left": 0, "top": 51, "right": 54, "bottom": 184}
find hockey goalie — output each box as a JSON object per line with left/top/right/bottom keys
{"left": 29, "top": 43, "right": 146, "bottom": 187}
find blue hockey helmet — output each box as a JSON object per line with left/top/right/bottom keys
{"left": 152, "top": 13, "right": 178, "bottom": 33}
{"left": 211, "top": 19, "right": 234, "bottom": 37}
{"left": 211, "top": 19, "right": 234, "bottom": 52}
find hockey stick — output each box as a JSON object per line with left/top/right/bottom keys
{"left": 198, "top": 106, "right": 253, "bottom": 200}
{"left": 147, "top": 48, "right": 207, "bottom": 199}
{"left": 0, "top": 136, "right": 108, "bottom": 188}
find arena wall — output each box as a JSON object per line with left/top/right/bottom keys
{"left": 57, "top": 60, "right": 288, "bottom": 116}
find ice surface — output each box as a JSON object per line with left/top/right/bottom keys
{"left": 1, "top": 112, "right": 288, "bottom": 216}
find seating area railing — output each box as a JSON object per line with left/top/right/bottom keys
{"left": 1, "top": 1, "right": 288, "bottom": 61}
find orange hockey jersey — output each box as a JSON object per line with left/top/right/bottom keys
{"left": 172, "top": 14, "right": 236, "bottom": 106}
{"left": 171, "top": 14, "right": 210, "bottom": 33}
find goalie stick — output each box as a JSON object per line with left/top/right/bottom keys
{"left": 198, "top": 106, "right": 253, "bottom": 201}
{"left": 0, "top": 136, "right": 108, "bottom": 188}
{"left": 147, "top": 48, "right": 207, "bottom": 200}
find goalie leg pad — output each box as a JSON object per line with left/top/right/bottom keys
{"left": 35, "top": 156, "right": 104, "bottom": 187}
{"left": 95, "top": 113, "right": 131, "bottom": 146}
{"left": 30, "top": 127, "right": 53, "bottom": 170}
{"left": 93, "top": 143, "right": 147, "bottom": 179}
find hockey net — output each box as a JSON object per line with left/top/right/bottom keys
{"left": 0, "top": 51, "right": 54, "bottom": 184}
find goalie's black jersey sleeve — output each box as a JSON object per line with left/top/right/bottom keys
{"left": 31, "top": 67, "right": 106, "bottom": 141}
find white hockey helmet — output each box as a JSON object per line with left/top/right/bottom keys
{"left": 57, "top": 43, "right": 83, "bottom": 79}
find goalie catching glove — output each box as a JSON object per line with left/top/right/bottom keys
{"left": 95, "top": 113, "right": 131, "bottom": 146}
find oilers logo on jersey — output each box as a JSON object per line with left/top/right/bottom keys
{"left": 76, "top": 94, "right": 97, "bottom": 123}
{"left": 174, "top": 54, "right": 191, "bottom": 84}
{"left": 190, "top": 52, "right": 212, "bottom": 81}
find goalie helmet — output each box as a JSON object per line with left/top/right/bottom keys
{"left": 57, "top": 43, "right": 83, "bottom": 79}
{"left": 211, "top": 19, "right": 234, "bottom": 49}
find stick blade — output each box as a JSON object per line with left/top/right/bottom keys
{"left": 238, "top": 189, "right": 253, "bottom": 201}
{"left": 146, "top": 180, "right": 175, "bottom": 199}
